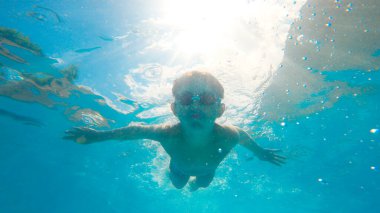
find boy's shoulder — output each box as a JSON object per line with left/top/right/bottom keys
{"left": 151, "top": 123, "right": 181, "bottom": 135}
{"left": 214, "top": 123, "right": 242, "bottom": 141}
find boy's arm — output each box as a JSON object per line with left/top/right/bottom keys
{"left": 237, "top": 128, "right": 286, "bottom": 166}
{"left": 63, "top": 125, "right": 166, "bottom": 144}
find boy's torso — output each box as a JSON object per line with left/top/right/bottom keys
{"left": 159, "top": 124, "right": 239, "bottom": 176}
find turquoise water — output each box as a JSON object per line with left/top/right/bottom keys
{"left": 1, "top": 0, "right": 379, "bottom": 212}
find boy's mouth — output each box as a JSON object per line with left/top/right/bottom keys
{"left": 191, "top": 113, "right": 201, "bottom": 119}
{"left": 189, "top": 111, "right": 203, "bottom": 119}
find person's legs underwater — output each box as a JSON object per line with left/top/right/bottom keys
{"left": 169, "top": 162, "right": 190, "bottom": 189}
{"left": 189, "top": 171, "right": 215, "bottom": 191}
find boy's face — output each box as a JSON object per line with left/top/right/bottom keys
{"left": 171, "top": 79, "right": 225, "bottom": 129}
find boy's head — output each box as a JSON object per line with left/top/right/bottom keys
{"left": 172, "top": 71, "right": 224, "bottom": 99}
{"left": 171, "top": 71, "right": 225, "bottom": 128}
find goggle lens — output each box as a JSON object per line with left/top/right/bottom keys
{"left": 177, "top": 92, "right": 219, "bottom": 106}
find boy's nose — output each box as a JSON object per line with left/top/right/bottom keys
{"left": 192, "top": 95, "right": 201, "bottom": 102}
{"left": 191, "top": 101, "right": 201, "bottom": 106}
{"left": 189, "top": 95, "right": 201, "bottom": 107}
{"left": 190, "top": 99, "right": 201, "bottom": 108}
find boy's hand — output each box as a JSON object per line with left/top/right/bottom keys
{"left": 256, "top": 148, "right": 286, "bottom": 166}
{"left": 63, "top": 127, "right": 101, "bottom": 144}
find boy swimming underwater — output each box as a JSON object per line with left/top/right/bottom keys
{"left": 64, "top": 71, "right": 285, "bottom": 191}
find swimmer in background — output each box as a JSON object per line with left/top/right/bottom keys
{"left": 64, "top": 71, "right": 286, "bottom": 191}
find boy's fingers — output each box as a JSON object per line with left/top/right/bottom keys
{"left": 65, "top": 129, "right": 79, "bottom": 135}
{"left": 275, "top": 156, "right": 286, "bottom": 162}
{"left": 62, "top": 135, "right": 87, "bottom": 143}
{"left": 65, "top": 127, "right": 88, "bottom": 135}
{"left": 272, "top": 161, "right": 283, "bottom": 166}
{"left": 275, "top": 155, "right": 286, "bottom": 162}
{"left": 66, "top": 127, "right": 85, "bottom": 133}
{"left": 73, "top": 127, "right": 85, "bottom": 131}
{"left": 270, "top": 155, "right": 286, "bottom": 165}
{"left": 275, "top": 159, "right": 286, "bottom": 165}
{"left": 275, "top": 154, "right": 287, "bottom": 160}
{"left": 62, "top": 135, "right": 74, "bottom": 140}
{"left": 64, "top": 131, "right": 77, "bottom": 137}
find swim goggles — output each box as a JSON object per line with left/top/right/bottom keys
{"left": 176, "top": 91, "right": 221, "bottom": 106}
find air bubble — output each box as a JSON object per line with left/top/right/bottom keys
{"left": 296, "top": 34, "right": 304, "bottom": 41}
{"left": 317, "top": 178, "right": 328, "bottom": 185}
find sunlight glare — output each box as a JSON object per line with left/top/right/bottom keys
{"left": 132, "top": 0, "right": 306, "bottom": 124}
{"left": 160, "top": 0, "right": 245, "bottom": 55}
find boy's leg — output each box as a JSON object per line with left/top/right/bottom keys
{"left": 169, "top": 163, "right": 190, "bottom": 189}
{"left": 192, "top": 172, "right": 215, "bottom": 189}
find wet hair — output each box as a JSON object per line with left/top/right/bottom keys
{"left": 172, "top": 71, "right": 224, "bottom": 98}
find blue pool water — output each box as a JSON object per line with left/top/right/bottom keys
{"left": 1, "top": 0, "right": 379, "bottom": 212}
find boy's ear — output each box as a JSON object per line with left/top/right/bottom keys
{"left": 171, "top": 103, "right": 178, "bottom": 117}
{"left": 217, "top": 103, "right": 225, "bottom": 117}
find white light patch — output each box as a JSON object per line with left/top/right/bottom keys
{"left": 155, "top": 0, "right": 304, "bottom": 60}
{"left": 130, "top": 0, "right": 306, "bottom": 126}
{"left": 158, "top": 0, "right": 234, "bottom": 53}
